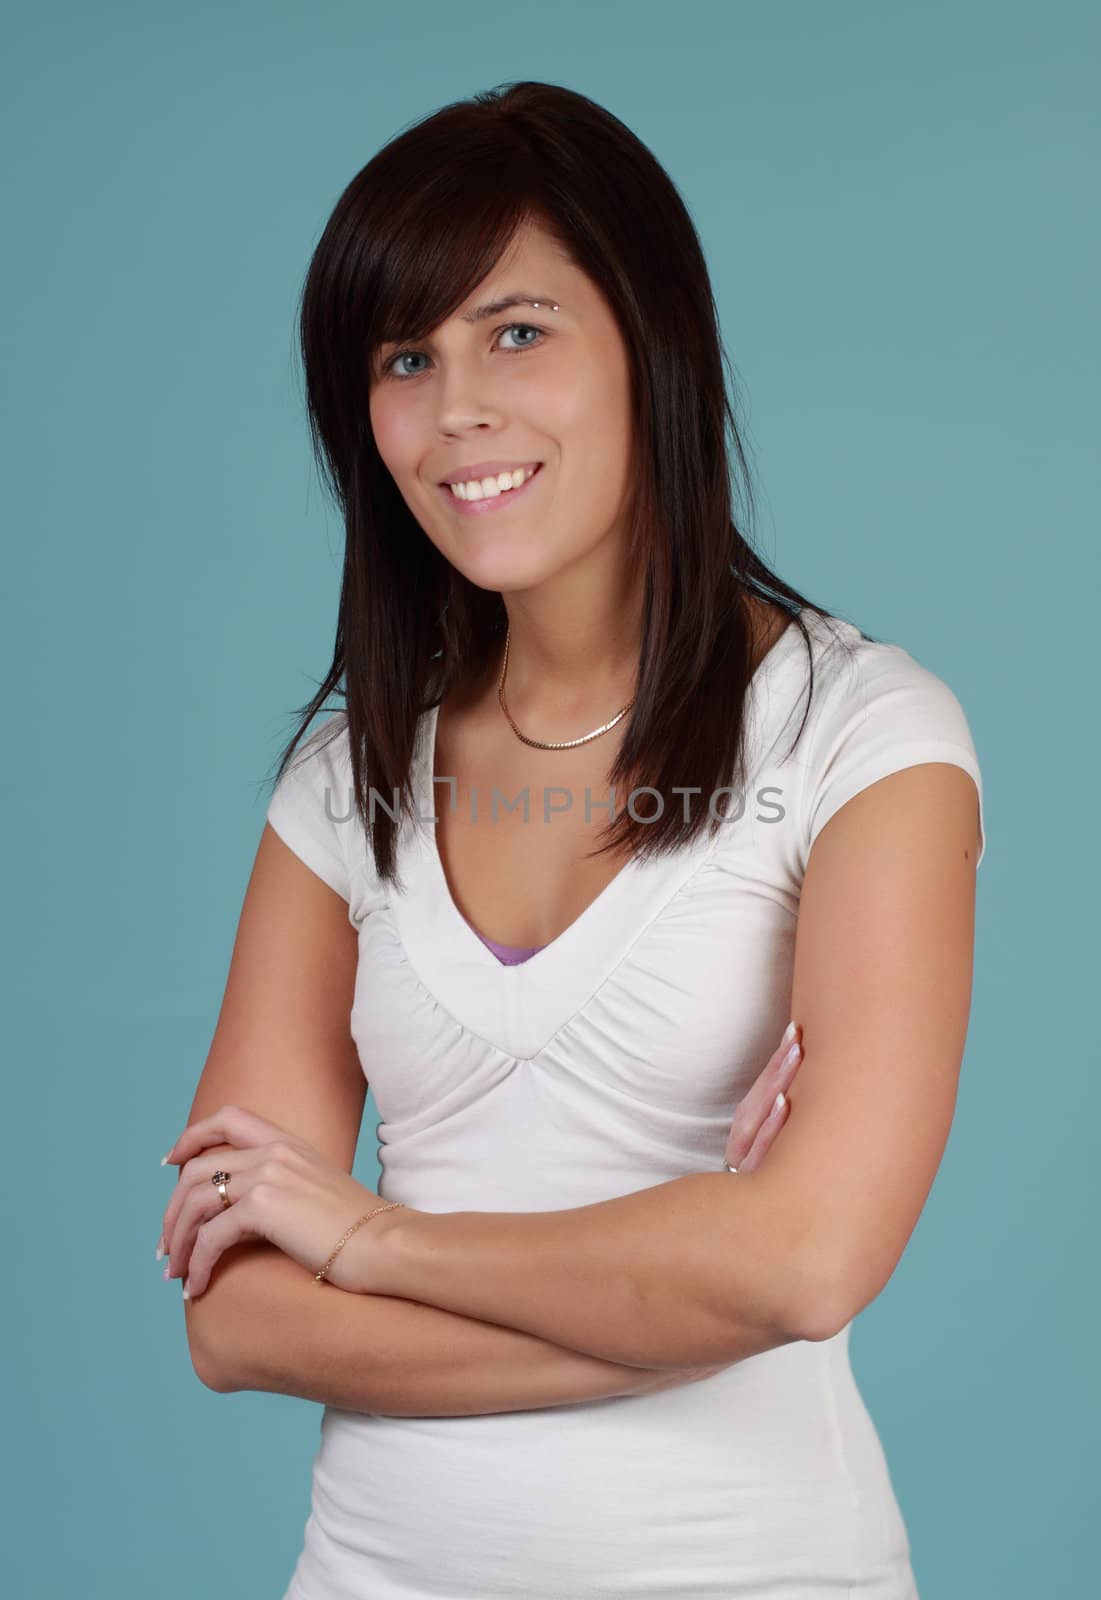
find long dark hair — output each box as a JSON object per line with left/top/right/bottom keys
{"left": 269, "top": 79, "right": 866, "bottom": 888}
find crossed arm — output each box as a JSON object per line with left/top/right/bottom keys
{"left": 188, "top": 762, "right": 980, "bottom": 1412}
{"left": 189, "top": 1228, "right": 684, "bottom": 1414}
{"left": 348, "top": 762, "right": 980, "bottom": 1373}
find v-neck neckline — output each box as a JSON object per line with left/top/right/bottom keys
{"left": 416, "top": 608, "right": 803, "bottom": 966}
{"left": 421, "top": 696, "right": 639, "bottom": 968}
{"left": 387, "top": 609, "right": 807, "bottom": 1058}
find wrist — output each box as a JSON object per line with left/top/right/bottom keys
{"left": 344, "top": 1202, "right": 425, "bottom": 1296}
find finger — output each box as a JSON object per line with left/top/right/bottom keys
{"left": 165, "top": 1182, "right": 223, "bottom": 1281}
{"left": 160, "top": 1141, "right": 240, "bottom": 1255}
{"left": 163, "top": 1149, "right": 263, "bottom": 1274}
{"left": 724, "top": 1041, "right": 803, "bottom": 1168}
{"left": 742, "top": 1029, "right": 803, "bottom": 1123}
{"left": 162, "top": 1149, "right": 237, "bottom": 1264}
{"left": 163, "top": 1104, "right": 282, "bottom": 1167}
{"left": 738, "top": 1091, "right": 791, "bottom": 1175}
{"left": 183, "top": 1195, "right": 263, "bottom": 1300}
{"left": 726, "top": 1075, "right": 796, "bottom": 1177}
{"left": 168, "top": 1160, "right": 271, "bottom": 1285}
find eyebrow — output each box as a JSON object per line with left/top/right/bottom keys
{"left": 461, "top": 291, "right": 561, "bottom": 322}
{"left": 374, "top": 293, "right": 562, "bottom": 363}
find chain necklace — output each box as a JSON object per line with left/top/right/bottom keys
{"left": 496, "top": 624, "right": 636, "bottom": 750}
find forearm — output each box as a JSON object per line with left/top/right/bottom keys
{"left": 366, "top": 1171, "right": 825, "bottom": 1370}
{"left": 185, "top": 1242, "right": 678, "bottom": 1417}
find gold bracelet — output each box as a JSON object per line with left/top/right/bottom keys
{"left": 314, "top": 1202, "right": 406, "bottom": 1283}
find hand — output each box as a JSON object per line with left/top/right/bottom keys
{"left": 158, "top": 1105, "right": 401, "bottom": 1299}
{"left": 722, "top": 1021, "right": 803, "bottom": 1174}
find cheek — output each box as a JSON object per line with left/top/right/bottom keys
{"left": 542, "top": 358, "right": 631, "bottom": 479}
{"left": 367, "top": 395, "right": 392, "bottom": 464}
{"left": 368, "top": 394, "right": 418, "bottom": 478}
{"left": 560, "top": 389, "right": 632, "bottom": 517}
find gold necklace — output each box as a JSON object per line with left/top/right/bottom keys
{"left": 496, "top": 624, "right": 636, "bottom": 750}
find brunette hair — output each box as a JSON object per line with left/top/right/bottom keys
{"left": 268, "top": 79, "right": 867, "bottom": 887}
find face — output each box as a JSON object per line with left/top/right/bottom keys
{"left": 367, "top": 220, "right": 635, "bottom": 598}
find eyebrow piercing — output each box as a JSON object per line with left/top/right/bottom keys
{"left": 529, "top": 302, "right": 559, "bottom": 311}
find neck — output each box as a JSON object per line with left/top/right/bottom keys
{"left": 498, "top": 600, "right": 642, "bottom": 723}
{"left": 503, "top": 619, "right": 639, "bottom": 687}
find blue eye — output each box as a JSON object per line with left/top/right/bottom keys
{"left": 381, "top": 322, "right": 546, "bottom": 380}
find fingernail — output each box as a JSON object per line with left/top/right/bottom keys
{"left": 162, "top": 1263, "right": 170, "bottom": 1280}
{"left": 781, "top": 1041, "right": 801, "bottom": 1070}
{"left": 155, "top": 1238, "right": 165, "bottom": 1261}
{"left": 773, "top": 1091, "right": 786, "bottom": 1113}
{"left": 182, "top": 1281, "right": 190, "bottom": 1300}
{"left": 781, "top": 1020, "right": 797, "bottom": 1047}
{"left": 160, "top": 1153, "right": 172, "bottom": 1167}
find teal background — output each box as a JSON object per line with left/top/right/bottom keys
{"left": 3, "top": 1, "right": 1096, "bottom": 1593}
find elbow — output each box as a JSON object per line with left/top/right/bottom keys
{"left": 191, "top": 1343, "right": 237, "bottom": 1394}
{"left": 784, "top": 1244, "right": 863, "bottom": 1345}
{"left": 792, "top": 1256, "right": 874, "bottom": 1344}
{"left": 185, "top": 1307, "right": 243, "bottom": 1394}
{"left": 180, "top": 1241, "right": 286, "bottom": 1393}
{"left": 710, "top": 1175, "right": 867, "bottom": 1346}
{"left": 792, "top": 1285, "right": 850, "bottom": 1344}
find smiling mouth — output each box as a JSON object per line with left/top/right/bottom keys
{"left": 439, "top": 462, "right": 545, "bottom": 515}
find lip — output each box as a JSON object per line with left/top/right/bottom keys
{"left": 439, "top": 462, "right": 545, "bottom": 517}
{"left": 439, "top": 459, "right": 541, "bottom": 485}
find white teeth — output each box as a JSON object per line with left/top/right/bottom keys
{"left": 448, "top": 464, "right": 538, "bottom": 501}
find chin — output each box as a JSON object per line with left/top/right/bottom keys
{"left": 450, "top": 545, "right": 560, "bottom": 593}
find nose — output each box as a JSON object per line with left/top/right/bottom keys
{"left": 433, "top": 359, "right": 508, "bottom": 437}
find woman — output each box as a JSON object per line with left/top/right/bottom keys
{"left": 160, "top": 82, "right": 985, "bottom": 1598}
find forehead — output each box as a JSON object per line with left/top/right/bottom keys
{"left": 434, "top": 223, "right": 581, "bottom": 328}
{"left": 370, "top": 219, "right": 604, "bottom": 360}
{"left": 477, "top": 217, "right": 570, "bottom": 281}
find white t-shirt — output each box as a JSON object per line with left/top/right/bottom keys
{"left": 266, "top": 607, "right": 985, "bottom": 1600}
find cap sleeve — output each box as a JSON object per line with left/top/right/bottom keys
{"left": 265, "top": 714, "right": 353, "bottom": 900}
{"left": 802, "top": 640, "right": 986, "bottom": 869}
